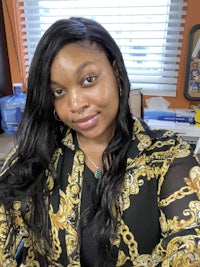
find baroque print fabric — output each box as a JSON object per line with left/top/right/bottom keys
{"left": 0, "top": 118, "right": 200, "bottom": 266}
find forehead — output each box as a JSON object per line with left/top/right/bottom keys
{"left": 50, "top": 41, "right": 114, "bottom": 84}
{"left": 57, "top": 41, "right": 102, "bottom": 58}
{"left": 51, "top": 41, "right": 109, "bottom": 72}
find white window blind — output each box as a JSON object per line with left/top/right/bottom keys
{"left": 19, "top": 0, "right": 187, "bottom": 96}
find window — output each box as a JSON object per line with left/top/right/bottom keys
{"left": 19, "top": 0, "right": 187, "bottom": 96}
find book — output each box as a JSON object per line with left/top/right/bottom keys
{"left": 174, "top": 109, "right": 195, "bottom": 124}
{"left": 156, "top": 116, "right": 194, "bottom": 124}
{"left": 143, "top": 108, "right": 195, "bottom": 124}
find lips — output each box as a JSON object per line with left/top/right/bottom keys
{"left": 75, "top": 114, "right": 98, "bottom": 130}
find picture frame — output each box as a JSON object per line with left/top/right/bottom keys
{"left": 184, "top": 24, "right": 200, "bottom": 100}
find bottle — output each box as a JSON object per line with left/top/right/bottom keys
{"left": 0, "top": 83, "right": 26, "bottom": 135}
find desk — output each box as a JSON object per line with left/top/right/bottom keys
{"left": 145, "top": 119, "right": 200, "bottom": 154}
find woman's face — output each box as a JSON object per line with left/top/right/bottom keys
{"left": 50, "top": 42, "right": 119, "bottom": 140}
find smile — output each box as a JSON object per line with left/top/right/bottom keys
{"left": 75, "top": 114, "right": 98, "bottom": 130}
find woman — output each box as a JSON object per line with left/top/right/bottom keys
{"left": 0, "top": 17, "right": 200, "bottom": 267}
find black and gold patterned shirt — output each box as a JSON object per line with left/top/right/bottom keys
{"left": 0, "top": 118, "right": 200, "bottom": 266}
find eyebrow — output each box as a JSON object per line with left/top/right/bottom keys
{"left": 50, "top": 80, "right": 61, "bottom": 88}
{"left": 50, "top": 61, "right": 95, "bottom": 87}
{"left": 76, "top": 61, "right": 95, "bottom": 74}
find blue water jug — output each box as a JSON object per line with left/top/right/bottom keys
{"left": 0, "top": 83, "right": 26, "bottom": 135}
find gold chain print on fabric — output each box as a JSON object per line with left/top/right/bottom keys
{"left": 116, "top": 220, "right": 163, "bottom": 267}
{"left": 159, "top": 201, "right": 200, "bottom": 237}
{"left": 115, "top": 136, "right": 199, "bottom": 266}
{"left": 116, "top": 220, "right": 138, "bottom": 265}
{"left": 159, "top": 166, "right": 200, "bottom": 237}
{"left": 49, "top": 150, "right": 84, "bottom": 266}
{"left": 65, "top": 151, "right": 84, "bottom": 265}
{"left": 116, "top": 151, "right": 168, "bottom": 266}
{"left": 160, "top": 166, "right": 200, "bottom": 207}
{"left": 161, "top": 234, "right": 200, "bottom": 267}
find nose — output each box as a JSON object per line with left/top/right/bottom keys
{"left": 68, "top": 89, "right": 89, "bottom": 114}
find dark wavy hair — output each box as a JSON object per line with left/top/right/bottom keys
{"left": 0, "top": 17, "right": 133, "bottom": 266}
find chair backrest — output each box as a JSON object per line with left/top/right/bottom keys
{"left": 129, "top": 89, "right": 142, "bottom": 118}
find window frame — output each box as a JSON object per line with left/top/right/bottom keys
{"left": 5, "top": 0, "right": 188, "bottom": 97}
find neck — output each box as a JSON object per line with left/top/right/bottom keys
{"left": 77, "top": 133, "right": 109, "bottom": 179}
{"left": 76, "top": 129, "right": 114, "bottom": 150}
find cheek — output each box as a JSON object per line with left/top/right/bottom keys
{"left": 100, "top": 82, "right": 119, "bottom": 108}
{"left": 54, "top": 100, "right": 69, "bottom": 119}
{"left": 98, "top": 91, "right": 119, "bottom": 119}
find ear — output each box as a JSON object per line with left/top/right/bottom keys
{"left": 112, "top": 60, "right": 119, "bottom": 78}
{"left": 112, "top": 60, "right": 122, "bottom": 96}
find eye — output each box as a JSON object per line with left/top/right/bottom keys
{"left": 52, "top": 88, "right": 65, "bottom": 98}
{"left": 82, "top": 75, "right": 96, "bottom": 86}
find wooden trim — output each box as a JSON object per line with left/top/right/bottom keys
{"left": 0, "top": 0, "right": 12, "bottom": 96}
{"left": 2, "top": 0, "right": 26, "bottom": 91}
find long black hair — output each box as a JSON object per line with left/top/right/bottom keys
{"left": 0, "top": 17, "right": 133, "bottom": 266}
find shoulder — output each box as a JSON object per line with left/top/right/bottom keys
{"left": 130, "top": 117, "right": 196, "bottom": 179}
{"left": 132, "top": 117, "right": 181, "bottom": 151}
{"left": 133, "top": 117, "right": 171, "bottom": 138}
